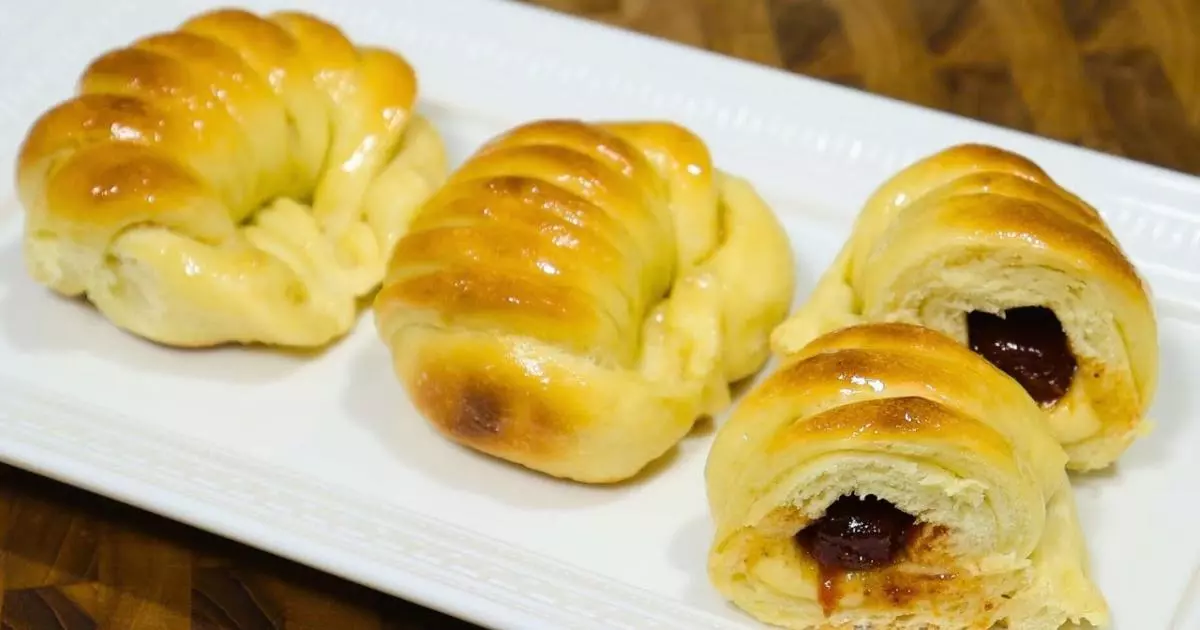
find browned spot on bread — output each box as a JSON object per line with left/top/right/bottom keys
{"left": 454, "top": 384, "right": 504, "bottom": 438}
{"left": 409, "top": 368, "right": 508, "bottom": 444}
{"left": 406, "top": 354, "right": 575, "bottom": 465}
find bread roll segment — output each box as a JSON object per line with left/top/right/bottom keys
{"left": 16, "top": 8, "right": 447, "bottom": 347}
{"left": 771, "top": 144, "right": 1158, "bottom": 470}
{"left": 706, "top": 323, "right": 1109, "bottom": 630}
{"left": 373, "top": 119, "right": 795, "bottom": 483}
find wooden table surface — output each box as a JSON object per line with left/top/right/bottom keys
{"left": 4, "top": 0, "right": 1200, "bottom": 628}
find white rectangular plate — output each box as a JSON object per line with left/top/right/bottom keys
{"left": 1, "top": 1, "right": 1198, "bottom": 628}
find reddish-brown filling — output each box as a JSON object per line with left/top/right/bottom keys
{"left": 794, "top": 494, "right": 917, "bottom": 616}
{"left": 967, "top": 307, "right": 1077, "bottom": 406}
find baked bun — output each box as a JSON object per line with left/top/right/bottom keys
{"left": 373, "top": 119, "right": 795, "bottom": 483}
{"left": 16, "top": 8, "right": 446, "bottom": 348}
{"left": 706, "top": 322, "right": 1109, "bottom": 630}
{"left": 771, "top": 144, "right": 1157, "bottom": 470}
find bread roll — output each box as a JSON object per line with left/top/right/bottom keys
{"left": 373, "top": 119, "right": 795, "bottom": 483}
{"left": 706, "top": 322, "right": 1109, "bottom": 630}
{"left": 771, "top": 144, "right": 1157, "bottom": 470}
{"left": 16, "top": 8, "right": 446, "bottom": 348}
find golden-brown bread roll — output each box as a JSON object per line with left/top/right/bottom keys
{"left": 771, "top": 144, "right": 1158, "bottom": 471}
{"left": 706, "top": 322, "right": 1109, "bottom": 630}
{"left": 373, "top": 119, "right": 796, "bottom": 483}
{"left": 16, "top": 8, "right": 447, "bottom": 348}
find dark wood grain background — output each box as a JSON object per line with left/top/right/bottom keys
{"left": 5, "top": 0, "right": 1200, "bottom": 628}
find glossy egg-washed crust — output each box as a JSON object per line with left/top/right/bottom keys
{"left": 706, "top": 322, "right": 1109, "bottom": 630}
{"left": 16, "top": 8, "right": 447, "bottom": 348}
{"left": 374, "top": 119, "right": 796, "bottom": 483}
{"left": 770, "top": 144, "right": 1158, "bottom": 471}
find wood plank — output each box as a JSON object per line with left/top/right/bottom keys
{"left": 94, "top": 527, "right": 191, "bottom": 630}
{"left": 0, "top": 485, "right": 98, "bottom": 591}
{"left": 831, "top": 0, "right": 951, "bottom": 108}
{"left": 978, "top": 0, "right": 1123, "bottom": 151}
{"left": 1134, "top": 0, "right": 1200, "bottom": 126}
{"left": 695, "top": 0, "right": 783, "bottom": 66}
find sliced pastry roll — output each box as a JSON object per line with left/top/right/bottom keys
{"left": 706, "top": 322, "right": 1109, "bottom": 630}
{"left": 772, "top": 144, "right": 1158, "bottom": 470}
{"left": 17, "top": 8, "right": 446, "bottom": 347}
{"left": 373, "top": 119, "right": 795, "bottom": 483}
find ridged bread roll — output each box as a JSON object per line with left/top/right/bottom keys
{"left": 771, "top": 144, "right": 1158, "bottom": 470}
{"left": 706, "top": 323, "right": 1109, "bottom": 630}
{"left": 373, "top": 119, "right": 795, "bottom": 483}
{"left": 16, "top": 8, "right": 447, "bottom": 348}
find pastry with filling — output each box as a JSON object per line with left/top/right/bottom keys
{"left": 373, "top": 119, "right": 795, "bottom": 483}
{"left": 16, "top": 8, "right": 446, "bottom": 348}
{"left": 771, "top": 144, "right": 1158, "bottom": 470}
{"left": 706, "top": 322, "right": 1109, "bottom": 630}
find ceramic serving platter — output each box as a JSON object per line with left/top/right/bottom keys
{"left": 0, "top": 1, "right": 1197, "bottom": 628}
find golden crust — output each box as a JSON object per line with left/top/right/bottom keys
{"left": 705, "top": 322, "right": 1108, "bottom": 630}
{"left": 16, "top": 8, "right": 446, "bottom": 348}
{"left": 766, "top": 396, "right": 1018, "bottom": 470}
{"left": 375, "top": 119, "right": 796, "bottom": 483}
{"left": 841, "top": 144, "right": 1126, "bottom": 291}
{"left": 771, "top": 143, "right": 1158, "bottom": 470}
{"left": 863, "top": 190, "right": 1144, "bottom": 306}
{"left": 716, "top": 323, "right": 1070, "bottom": 520}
